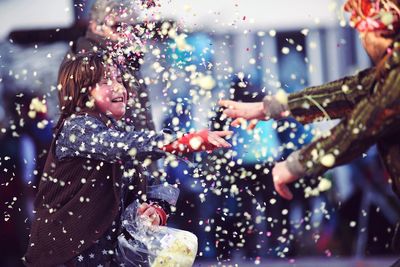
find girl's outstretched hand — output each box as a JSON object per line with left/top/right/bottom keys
{"left": 206, "top": 130, "right": 233, "bottom": 149}
{"left": 162, "top": 129, "right": 232, "bottom": 154}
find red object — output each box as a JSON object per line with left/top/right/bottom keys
{"left": 344, "top": 0, "right": 400, "bottom": 32}
{"left": 151, "top": 204, "right": 167, "bottom": 226}
{"left": 162, "top": 129, "right": 217, "bottom": 153}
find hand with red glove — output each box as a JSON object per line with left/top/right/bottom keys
{"left": 162, "top": 129, "right": 232, "bottom": 154}
{"left": 137, "top": 202, "right": 168, "bottom": 226}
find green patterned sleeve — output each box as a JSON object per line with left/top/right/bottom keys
{"left": 287, "top": 67, "right": 376, "bottom": 124}
{"left": 287, "top": 66, "right": 400, "bottom": 178}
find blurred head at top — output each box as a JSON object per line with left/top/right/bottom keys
{"left": 344, "top": 0, "right": 400, "bottom": 34}
{"left": 344, "top": 0, "right": 400, "bottom": 63}
{"left": 88, "top": 0, "right": 158, "bottom": 41}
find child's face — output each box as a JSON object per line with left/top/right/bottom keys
{"left": 90, "top": 66, "right": 127, "bottom": 121}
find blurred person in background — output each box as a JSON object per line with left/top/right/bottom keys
{"left": 214, "top": 76, "right": 333, "bottom": 260}
{"left": 210, "top": 76, "right": 277, "bottom": 260}
{"left": 0, "top": 90, "right": 52, "bottom": 266}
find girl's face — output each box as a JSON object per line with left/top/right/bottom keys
{"left": 90, "top": 66, "right": 127, "bottom": 121}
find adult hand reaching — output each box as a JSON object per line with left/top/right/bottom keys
{"left": 218, "top": 100, "right": 266, "bottom": 130}
{"left": 219, "top": 100, "right": 265, "bottom": 120}
{"left": 272, "top": 161, "right": 300, "bottom": 200}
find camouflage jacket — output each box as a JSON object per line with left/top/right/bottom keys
{"left": 277, "top": 37, "right": 400, "bottom": 197}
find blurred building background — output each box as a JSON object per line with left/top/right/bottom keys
{"left": 0, "top": 0, "right": 400, "bottom": 266}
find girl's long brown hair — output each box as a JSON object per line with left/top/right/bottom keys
{"left": 56, "top": 52, "right": 107, "bottom": 128}
{"left": 56, "top": 52, "right": 135, "bottom": 129}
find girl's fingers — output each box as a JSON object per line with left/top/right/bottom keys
{"left": 143, "top": 207, "right": 156, "bottom": 217}
{"left": 212, "top": 130, "right": 233, "bottom": 137}
{"left": 209, "top": 138, "right": 228, "bottom": 148}
{"left": 137, "top": 203, "right": 149, "bottom": 214}
{"left": 207, "top": 136, "right": 220, "bottom": 147}
{"left": 142, "top": 207, "right": 161, "bottom": 225}
{"left": 208, "top": 136, "right": 225, "bottom": 148}
{"left": 151, "top": 215, "right": 161, "bottom": 225}
{"left": 215, "top": 137, "right": 231, "bottom": 147}
{"left": 208, "top": 134, "right": 231, "bottom": 148}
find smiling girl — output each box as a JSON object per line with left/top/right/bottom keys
{"left": 24, "top": 52, "right": 231, "bottom": 267}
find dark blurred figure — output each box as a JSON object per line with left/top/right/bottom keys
{"left": 0, "top": 90, "right": 52, "bottom": 267}
{"left": 211, "top": 76, "right": 337, "bottom": 262}
{"left": 209, "top": 76, "right": 280, "bottom": 261}
{"left": 161, "top": 100, "right": 203, "bottom": 252}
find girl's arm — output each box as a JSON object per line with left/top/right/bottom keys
{"left": 56, "top": 115, "right": 168, "bottom": 162}
{"left": 56, "top": 115, "right": 231, "bottom": 162}
{"left": 162, "top": 129, "right": 232, "bottom": 154}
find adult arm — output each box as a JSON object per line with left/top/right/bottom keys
{"left": 286, "top": 66, "right": 400, "bottom": 178}
{"left": 264, "top": 67, "right": 376, "bottom": 123}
